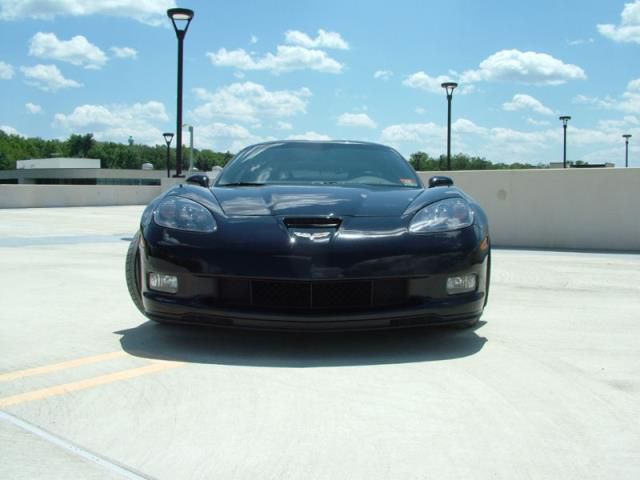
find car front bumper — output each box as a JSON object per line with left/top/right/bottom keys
{"left": 138, "top": 220, "right": 489, "bottom": 330}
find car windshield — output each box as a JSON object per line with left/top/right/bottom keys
{"left": 216, "top": 142, "right": 421, "bottom": 188}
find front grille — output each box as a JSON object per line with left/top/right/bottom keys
{"left": 217, "top": 278, "right": 410, "bottom": 311}
{"left": 283, "top": 217, "right": 341, "bottom": 228}
{"left": 252, "top": 281, "right": 311, "bottom": 308}
{"left": 313, "top": 281, "right": 371, "bottom": 308}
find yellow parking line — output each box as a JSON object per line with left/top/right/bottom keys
{"left": 0, "top": 351, "right": 127, "bottom": 383}
{"left": 0, "top": 360, "right": 182, "bottom": 408}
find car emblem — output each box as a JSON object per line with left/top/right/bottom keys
{"left": 292, "top": 231, "right": 332, "bottom": 240}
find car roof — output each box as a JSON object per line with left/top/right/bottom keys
{"left": 243, "top": 140, "right": 393, "bottom": 149}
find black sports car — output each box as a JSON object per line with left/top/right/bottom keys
{"left": 126, "top": 141, "right": 490, "bottom": 330}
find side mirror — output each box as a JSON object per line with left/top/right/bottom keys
{"left": 428, "top": 176, "right": 454, "bottom": 188}
{"left": 186, "top": 174, "right": 210, "bottom": 188}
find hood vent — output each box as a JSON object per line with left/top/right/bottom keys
{"left": 283, "top": 217, "right": 342, "bottom": 228}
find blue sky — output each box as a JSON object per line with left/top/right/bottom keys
{"left": 1, "top": 0, "right": 639, "bottom": 166}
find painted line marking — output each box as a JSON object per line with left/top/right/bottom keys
{"left": 0, "top": 351, "right": 127, "bottom": 383}
{"left": 0, "top": 361, "right": 182, "bottom": 408}
{"left": 0, "top": 411, "right": 155, "bottom": 480}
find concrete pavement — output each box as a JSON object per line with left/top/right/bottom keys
{"left": 1, "top": 206, "right": 639, "bottom": 479}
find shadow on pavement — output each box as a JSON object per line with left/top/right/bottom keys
{"left": 115, "top": 321, "right": 487, "bottom": 367}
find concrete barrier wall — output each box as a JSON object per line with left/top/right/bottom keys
{"left": 418, "top": 168, "right": 640, "bottom": 251}
{"left": 1, "top": 169, "right": 639, "bottom": 251}
{"left": 0, "top": 185, "right": 162, "bottom": 208}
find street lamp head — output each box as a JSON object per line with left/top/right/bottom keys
{"left": 163, "top": 132, "right": 174, "bottom": 145}
{"left": 441, "top": 82, "right": 458, "bottom": 96}
{"left": 559, "top": 115, "right": 571, "bottom": 126}
{"left": 167, "top": 8, "right": 194, "bottom": 37}
{"left": 622, "top": 134, "right": 632, "bottom": 140}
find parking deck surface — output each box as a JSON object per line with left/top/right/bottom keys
{"left": 1, "top": 206, "right": 639, "bottom": 480}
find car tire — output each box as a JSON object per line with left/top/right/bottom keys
{"left": 125, "top": 231, "right": 145, "bottom": 315}
{"left": 484, "top": 248, "right": 491, "bottom": 307}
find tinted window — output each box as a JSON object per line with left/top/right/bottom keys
{"left": 217, "top": 142, "right": 420, "bottom": 188}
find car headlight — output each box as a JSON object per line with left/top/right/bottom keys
{"left": 409, "top": 197, "right": 475, "bottom": 233}
{"left": 153, "top": 197, "right": 217, "bottom": 233}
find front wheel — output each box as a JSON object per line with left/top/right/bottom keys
{"left": 125, "top": 231, "right": 145, "bottom": 315}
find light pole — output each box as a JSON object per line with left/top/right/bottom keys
{"left": 163, "top": 132, "right": 174, "bottom": 178}
{"left": 441, "top": 82, "right": 458, "bottom": 170}
{"left": 559, "top": 115, "right": 571, "bottom": 168}
{"left": 623, "top": 134, "right": 632, "bottom": 168}
{"left": 167, "top": 7, "right": 194, "bottom": 177}
{"left": 183, "top": 123, "right": 194, "bottom": 175}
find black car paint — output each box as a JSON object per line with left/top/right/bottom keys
{"left": 135, "top": 144, "right": 490, "bottom": 330}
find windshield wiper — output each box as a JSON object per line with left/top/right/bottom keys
{"left": 217, "top": 182, "right": 266, "bottom": 187}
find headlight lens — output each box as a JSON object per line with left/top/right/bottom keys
{"left": 153, "top": 197, "right": 217, "bottom": 232}
{"left": 409, "top": 198, "right": 475, "bottom": 233}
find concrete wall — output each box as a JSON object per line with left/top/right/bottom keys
{"left": 0, "top": 185, "right": 162, "bottom": 208}
{"left": 1, "top": 168, "right": 638, "bottom": 251}
{"left": 418, "top": 168, "right": 640, "bottom": 251}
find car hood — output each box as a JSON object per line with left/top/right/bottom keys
{"left": 211, "top": 185, "right": 423, "bottom": 217}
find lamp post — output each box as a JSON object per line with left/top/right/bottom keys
{"left": 163, "top": 132, "right": 174, "bottom": 178}
{"left": 183, "top": 123, "right": 194, "bottom": 175}
{"left": 623, "top": 134, "right": 632, "bottom": 168}
{"left": 167, "top": 7, "right": 194, "bottom": 177}
{"left": 441, "top": 82, "right": 458, "bottom": 170}
{"left": 559, "top": 115, "right": 571, "bottom": 168}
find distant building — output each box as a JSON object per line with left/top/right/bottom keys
{"left": 1, "top": 157, "right": 221, "bottom": 185}
{"left": 17, "top": 158, "right": 101, "bottom": 169}
{"left": 1, "top": 158, "right": 164, "bottom": 185}
{"left": 549, "top": 161, "right": 615, "bottom": 169}
{"left": 571, "top": 162, "right": 615, "bottom": 169}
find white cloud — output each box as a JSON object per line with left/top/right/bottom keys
{"left": 111, "top": 46, "right": 137, "bottom": 59}
{"left": 337, "top": 113, "right": 377, "bottom": 129}
{"left": 380, "top": 119, "right": 560, "bottom": 160}
{"left": 287, "top": 131, "right": 332, "bottom": 141}
{"left": 381, "top": 122, "right": 442, "bottom": 143}
{"left": 460, "top": 49, "right": 586, "bottom": 85}
{"left": 0, "top": 0, "right": 176, "bottom": 26}
{"left": 53, "top": 101, "right": 168, "bottom": 144}
{"left": 197, "top": 122, "right": 272, "bottom": 152}
{"left": 503, "top": 94, "right": 554, "bottom": 115}
{"left": 415, "top": 107, "right": 425, "bottom": 114}
{"left": 277, "top": 121, "right": 293, "bottom": 130}
{"left": 21, "top": 64, "right": 82, "bottom": 91}
{"left": 568, "top": 38, "right": 594, "bottom": 46}
{"left": 0, "top": 125, "right": 23, "bottom": 136}
{"left": 573, "top": 78, "right": 640, "bottom": 114}
{"left": 207, "top": 45, "right": 344, "bottom": 74}
{"left": 0, "top": 60, "right": 13, "bottom": 79}
{"left": 192, "top": 82, "right": 311, "bottom": 124}
{"left": 628, "top": 78, "right": 640, "bottom": 91}
{"left": 25, "top": 102, "right": 42, "bottom": 114}
{"left": 284, "top": 29, "right": 349, "bottom": 50}
{"left": 29, "top": 32, "right": 107, "bottom": 69}
{"left": 452, "top": 118, "right": 488, "bottom": 135}
{"left": 403, "top": 71, "right": 475, "bottom": 94}
{"left": 403, "top": 71, "right": 454, "bottom": 94}
{"left": 598, "top": 0, "right": 640, "bottom": 44}
{"left": 200, "top": 122, "right": 253, "bottom": 139}
{"left": 526, "top": 118, "right": 551, "bottom": 127}
{"left": 373, "top": 69, "right": 393, "bottom": 81}
{"left": 381, "top": 114, "right": 640, "bottom": 165}
{"left": 250, "top": 35, "right": 258, "bottom": 44}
